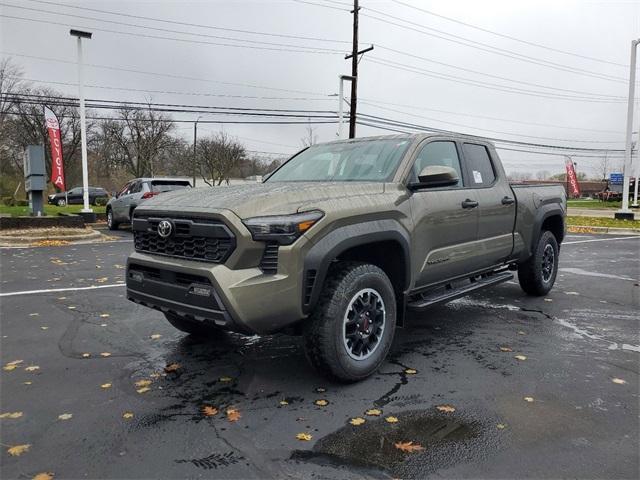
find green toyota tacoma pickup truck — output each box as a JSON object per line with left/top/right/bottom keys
{"left": 127, "top": 133, "right": 566, "bottom": 381}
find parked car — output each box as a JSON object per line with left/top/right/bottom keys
{"left": 126, "top": 134, "right": 566, "bottom": 381}
{"left": 106, "top": 178, "right": 191, "bottom": 230}
{"left": 48, "top": 186, "right": 109, "bottom": 206}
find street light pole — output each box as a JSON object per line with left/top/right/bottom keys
{"left": 616, "top": 38, "right": 639, "bottom": 220}
{"left": 70, "top": 29, "right": 92, "bottom": 214}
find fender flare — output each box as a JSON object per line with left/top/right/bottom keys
{"left": 302, "top": 220, "right": 411, "bottom": 314}
{"left": 530, "top": 206, "right": 565, "bottom": 253}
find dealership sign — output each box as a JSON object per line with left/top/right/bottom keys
{"left": 44, "top": 107, "right": 65, "bottom": 191}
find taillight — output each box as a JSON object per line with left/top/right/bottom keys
{"left": 142, "top": 191, "right": 160, "bottom": 199}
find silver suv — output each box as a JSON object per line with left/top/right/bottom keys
{"left": 106, "top": 178, "right": 191, "bottom": 230}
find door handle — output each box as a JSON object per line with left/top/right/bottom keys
{"left": 501, "top": 196, "right": 515, "bottom": 205}
{"left": 461, "top": 199, "right": 479, "bottom": 209}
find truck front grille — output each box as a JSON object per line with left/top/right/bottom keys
{"left": 132, "top": 214, "right": 235, "bottom": 264}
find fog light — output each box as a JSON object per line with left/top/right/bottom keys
{"left": 190, "top": 285, "right": 211, "bottom": 297}
{"left": 130, "top": 271, "right": 143, "bottom": 283}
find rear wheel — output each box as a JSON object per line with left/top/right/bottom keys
{"left": 56, "top": 198, "right": 66, "bottom": 207}
{"left": 106, "top": 208, "right": 119, "bottom": 230}
{"left": 303, "top": 262, "right": 396, "bottom": 382}
{"left": 165, "top": 313, "right": 219, "bottom": 337}
{"left": 518, "top": 230, "right": 559, "bottom": 296}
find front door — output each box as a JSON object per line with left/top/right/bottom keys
{"left": 408, "top": 140, "right": 481, "bottom": 288}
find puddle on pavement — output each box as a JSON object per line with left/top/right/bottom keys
{"left": 292, "top": 409, "right": 496, "bottom": 476}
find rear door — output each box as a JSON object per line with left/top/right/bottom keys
{"left": 112, "top": 181, "right": 133, "bottom": 220}
{"left": 460, "top": 143, "right": 515, "bottom": 267}
{"left": 67, "top": 187, "right": 82, "bottom": 204}
{"left": 408, "top": 139, "right": 481, "bottom": 287}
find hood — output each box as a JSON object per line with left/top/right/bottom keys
{"left": 139, "top": 182, "right": 385, "bottom": 218}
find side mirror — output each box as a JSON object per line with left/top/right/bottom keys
{"left": 409, "top": 165, "right": 459, "bottom": 190}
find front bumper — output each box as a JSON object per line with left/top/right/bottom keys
{"left": 126, "top": 241, "right": 309, "bottom": 335}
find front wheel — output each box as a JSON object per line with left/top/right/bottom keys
{"left": 303, "top": 262, "right": 397, "bottom": 382}
{"left": 56, "top": 198, "right": 66, "bottom": 207}
{"left": 106, "top": 209, "right": 119, "bottom": 230}
{"left": 518, "top": 230, "right": 559, "bottom": 296}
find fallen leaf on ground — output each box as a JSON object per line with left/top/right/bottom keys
{"left": 99, "top": 313, "right": 110, "bottom": 318}
{"left": 100, "top": 324, "right": 108, "bottom": 328}
{"left": 100, "top": 352, "right": 111, "bottom": 358}
{"left": 315, "top": 387, "right": 326, "bottom": 393}
{"left": 6, "top": 360, "right": 23, "bottom": 366}
{"left": 7, "top": 444, "right": 30, "bottom": 456}
{"left": 67, "top": 306, "right": 76, "bottom": 310}
{"left": 134, "top": 379, "right": 152, "bottom": 388}
{"left": 24, "top": 365, "right": 40, "bottom": 372}
{"left": 81, "top": 353, "right": 90, "bottom": 358}
{"left": 219, "top": 376, "right": 233, "bottom": 382}
{"left": 436, "top": 404, "right": 456, "bottom": 413}
{"left": 100, "top": 383, "right": 112, "bottom": 389}
{"left": 3, "top": 365, "right": 17, "bottom": 371}
{"left": 29, "top": 313, "right": 39, "bottom": 317}
{"left": 279, "top": 400, "right": 289, "bottom": 406}
{"left": 96, "top": 277, "right": 109, "bottom": 283}
{"left": 612, "top": 378, "right": 626, "bottom": 384}
{"left": 23, "top": 381, "right": 32, "bottom": 385}
{"left": 32, "top": 472, "right": 54, "bottom": 480}
{"left": 226, "top": 408, "right": 241, "bottom": 422}
{"left": 150, "top": 334, "right": 162, "bottom": 340}
{"left": 296, "top": 433, "right": 312, "bottom": 441}
{"left": 517, "top": 331, "right": 526, "bottom": 335}
{"left": 0, "top": 412, "right": 23, "bottom": 419}
{"left": 57, "top": 297, "right": 67, "bottom": 300}
{"left": 40, "top": 326, "right": 49, "bottom": 330}
{"left": 544, "top": 298, "right": 553, "bottom": 302}
{"left": 514, "top": 355, "right": 527, "bottom": 361}
{"left": 314, "top": 399, "right": 329, "bottom": 407}
{"left": 565, "top": 291, "right": 580, "bottom": 296}
{"left": 202, "top": 406, "right": 218, "bottom": 417}
{"left": 365, "top": 408, "right": 382, "bottom": 416}
{"left": 122, "top": 412, "right": 134, "bottom": 419}
{"left": 394, "top": 441, "right": 424, "bottom": 453}
{"left": 524, "top": 396, "right": 534, "bottom": 402}
{"left": 57, "top": 413, "right": 73, "bottom": 420}
{"left": 349, "top": 417, "right": 366, "bottom": 426}
{"left": 136, "top": 387, "right": 150, "bottom": 394}
{"left": 164, "top": 363, "right": 180, "bottom": 373}
{"left": 404, "top": 368, "right": 417, "bottom": 375}
{"left": 499, "top": 346, "right": 513, "bottom": 352}
{"left": 385, "top": 416, "right": 399, "bottom": 423}
{"left": 497, "top": 423, "right": 507, "bottom": 429}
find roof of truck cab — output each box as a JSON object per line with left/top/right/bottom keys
{"left": 321, "top": 133, "right": 495, "bottom": 147}
{"left": 132, "top": 177, "right": 191, "bottom": 182}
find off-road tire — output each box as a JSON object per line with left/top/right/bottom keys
{"left": 106, "top": 208, "right": 119, "bottom": 230}
{"left": 518, "top": 230, "right": 559, "bottom": 296}
{"left": 165, "top": 313, "right": 219, "bottom": 337}
{"left": 303, "top": 262, "right": 397, "bottom": 382}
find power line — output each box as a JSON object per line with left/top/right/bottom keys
{"left": 0, "top": 14, "right": 341, "bottom": 55}
{"left": 389, "top": 0, "right": 627, "bottom": 67}
{"left": 374, "top": 46, "right": 625, "bottom": 100}
{"left": 360, "top": 9, "right": 627, "bottom": 83}
{"left": 25, "top": 0, "right": 352, "bottom": 45}
{"left": 358, "top": 103, "right": 623, "bottom": 144}
{"left": 1, "top": 3, "right": 345, "bottom": 54}
{"left": 2, "top": 51, "right": 332, "bottom": 97}
{"left": 291, "top": 0, "right": 349, "bottom": 11}
{"left": 366, "top": 57, "right": 626, "bottom": 103}
{"left": 359, "top": 98, "right": 624, "bottom": 135}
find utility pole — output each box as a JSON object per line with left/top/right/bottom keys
{"left": 70, "top": 29, "right": 92, "bottom": 215}
{"left": 616, "top": 38, "right": 639, "bottom": 220}
{"left": 345, "top": 0, "right": 373, "bottom": 139}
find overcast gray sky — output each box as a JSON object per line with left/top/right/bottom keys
{"left": 1, "top": 0, "right": 639, "bottom": 177}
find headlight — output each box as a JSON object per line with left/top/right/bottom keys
{"left": 243, "top": 210, "right": 324, "bottom": 245}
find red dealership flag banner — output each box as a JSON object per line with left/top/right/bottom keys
{"left": 564, "top": 157, "right": 581, "bottom": 198}
{"left": 45, "top": 107, "right": 65, "bottom": 191}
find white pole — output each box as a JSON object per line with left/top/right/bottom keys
{"left": 338, "top": 76, "right": 344, "bottom": 140}
{"left": 76, "top": 36, "right": 91, "bottom": 213}
{"left": 618, "top": 39, "right": 639, "bottom": 218}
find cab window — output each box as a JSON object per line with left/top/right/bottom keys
{"left": 462, "top": 143, "right": 496, "bottom": 186}
{"left": 410, "top": 141, "right": 463, "bottom": 186}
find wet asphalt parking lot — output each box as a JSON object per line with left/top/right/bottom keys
{"left": 1, "top": 231, "right": 638, "bottom": 479}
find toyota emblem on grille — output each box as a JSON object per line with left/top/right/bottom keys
{"left": 157, "top": 220, "right": 173, "bottom": 238}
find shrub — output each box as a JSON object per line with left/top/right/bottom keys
{"left": 2, "top": 197, "right": 14, "bottom": 206}
{"left": 95, "top": 197, "right": 108, "bottom": 206}
{"left": 15, "top": 200, "right": 29, "bottom": 206}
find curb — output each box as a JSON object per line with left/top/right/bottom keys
{"left": 0, "top": 229, "right": 102, "bottom": 245}
{"left": 567, "top": 225, "right": 640, "bottom": 235}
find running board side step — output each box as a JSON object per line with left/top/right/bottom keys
{"left": 407, "top": 271, "right": 514, "bottom": 310}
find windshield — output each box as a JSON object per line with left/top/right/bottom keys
{"left": 266, "top": 138, "right": 411, "bottom": 182}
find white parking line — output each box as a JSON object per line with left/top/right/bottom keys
{"left": 563, "top": 236, "right": 640, "bottom": 245}
{"left": 0, "top": 283, "right": 126, "bottom": 297}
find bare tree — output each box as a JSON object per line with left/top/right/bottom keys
{"left": 535, "top": 170, "right": 551, "bottom": 180}
{"left": 300, "top": 119, "right": 317, "bottom": 148}
{"left": 0, "top": 58, "right": 26, "bottom": 127}
{"left": 101, "top": 105, "right": 174, "bottom": 177}
{"left": 596, "top": 153, "right": 610, "bottom": 181}
{"left": 197, "top": 132, "right": 246, "bottom": 186}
